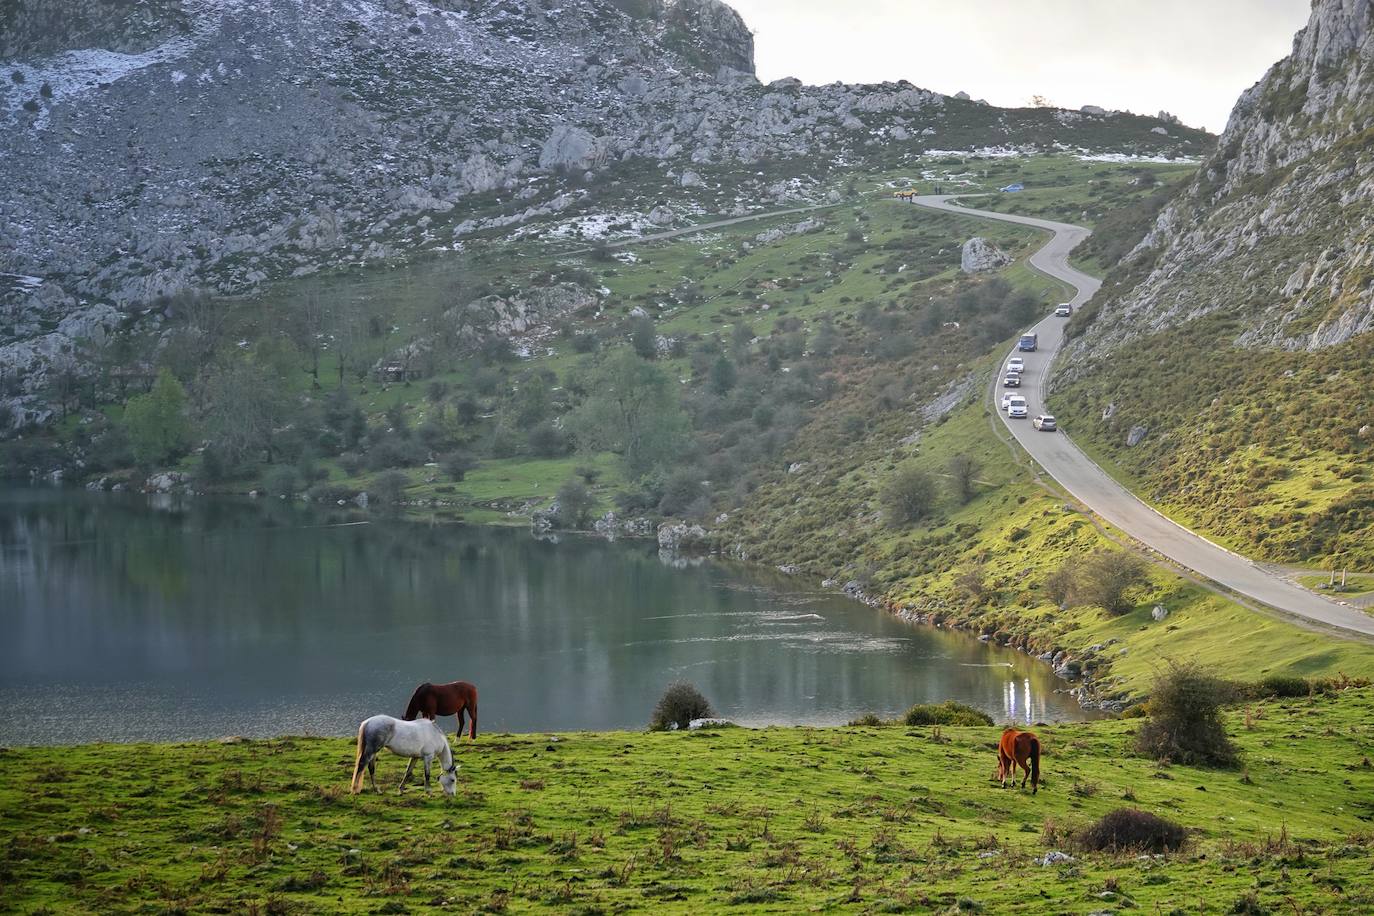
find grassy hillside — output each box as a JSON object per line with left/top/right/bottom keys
{"left": 3, "top": 689, "right": 1373, "bottom": 914}
{"left": 1051, "top": 320, "right": 1374, "bottom": 571}
{"left": 718, "top": 362, "right": 1374, "bottom": 702}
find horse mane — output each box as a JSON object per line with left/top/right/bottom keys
{"left": 402, "top": 683, "right": 431, "bottom": 721}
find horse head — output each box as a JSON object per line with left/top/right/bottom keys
{"left": 439, "top": 762, "right": 459, "bottom": 797}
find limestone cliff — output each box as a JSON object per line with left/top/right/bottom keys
{"left": 1063, "top": 0, "right": 1374, "bottom": 367}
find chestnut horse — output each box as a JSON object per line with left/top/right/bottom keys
{"left": 997, "top": 728, "right": 1041, "bottom": 793}
{"left": 403, "top": 681, "right": 478, "bottom": 741}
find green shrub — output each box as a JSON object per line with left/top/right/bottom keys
{"left": 440, "top": 451, "right": 479, "bottom": 482}
{"left": 1135, "top": 662, "right": 1238, "bottom": 767}
{"left": 369, "top": 470, "right": 410, "bottom": 507}
{"left": 847, "top": 713, "right": 890, "bottom": 727}
{"left": 658, "top": 469, "right": 707, "bottom": 517}
{"left": 262, "top": 465, "right": 303, "bottom": 497}
{"left": 902, "top": 701, "right": 993, "bottom": 727}
{"left": 650, "top": 682, "right": 713, "bottom": 731}
{"left": 881, "top": 463, "right": 939, "bottom": 527}
{"left": 1255, "top": 675, "right": 1309, "bottom": 698}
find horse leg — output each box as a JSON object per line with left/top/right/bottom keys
{"left": 398, "top": 757, "right": 416, "bottom": 792}
{"left": 1019, "top": 757, "right": 1030, "bottom": 790}
{"left": 997, "top": 750, "right": 1010, "bottom": 787}
{"left": 455, "top": 708, "right": 466, "bottom": 744}
{"left": 367, "top": 756, "right": 380, "bottom": 794}
{"left": 423, "top": 755, "right": 432, "bottom": 793}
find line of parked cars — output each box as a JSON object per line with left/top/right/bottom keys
{"left": 1002, "top": 356, "right": 1055, "bottom": 431}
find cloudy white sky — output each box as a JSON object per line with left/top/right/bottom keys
{"left": 727, "top": 0, "right": 1311, "bottom": 133}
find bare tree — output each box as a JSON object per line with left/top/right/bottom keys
{"left": 167, "top": 289, "right": 230, "bottom": 364}
{"left": 948, "top": 453, "right": 982, "bottom": 504}
{"left": 1075, "top": 549, "right": 1150, "bottom": 615}
{"left": 288, "top": 290, "right": 327, "bottom": 386}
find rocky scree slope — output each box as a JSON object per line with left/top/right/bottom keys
{"left": 1060, "top": 0, "right": 1374, "bottom": 362}
{"left": 1053, "top": 0, "right": 1374, "bottom": 566}
{"left": 0, "top": 0, "right": 1205, "bottom": 429}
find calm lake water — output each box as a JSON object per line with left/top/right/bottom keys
{"left": 0, "top": 487, "right": 1092, "bottom": 745}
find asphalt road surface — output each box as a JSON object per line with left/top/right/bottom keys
{"left": 913, "top": 194, "right": 1374, "bottom": 638}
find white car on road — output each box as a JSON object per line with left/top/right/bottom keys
{"left": 1055, "top": 303, "right": 1072, "bottom": 317}
{"left": 1006, "top": 356, "right": 1025, "bottom": 374}
{"left": 1033, "top": 414, "right": 1057, "bottom": 431}
{"left": 1004, "top": 394, "right": 1027, "bottom": 417}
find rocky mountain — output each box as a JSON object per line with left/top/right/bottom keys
{"left": 0, "top": 0, "right": 1205, "bottom": 428}
{"left": 1062, "top": 0, "right": 1373, "bottom": 363}
{"left": 1054, "top": 0, "right": 1374, "bottom": 567}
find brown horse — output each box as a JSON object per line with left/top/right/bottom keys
{"left": 997, "top": 728, "right": 1041, "bottom": 793}
{"left": 403, "top": 681, "right": 478, "bottom": 741}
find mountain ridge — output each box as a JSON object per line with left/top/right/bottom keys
{"left": 0, "top": 0, "right": 1206, "bottom": 429}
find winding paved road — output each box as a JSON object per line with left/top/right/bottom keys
{"left": 913, "top": 194, "right": 1374, "bottom": 639}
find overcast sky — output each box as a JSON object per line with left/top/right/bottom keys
{"left": 727, "top": 0, "right": 1311, "bottom": 133}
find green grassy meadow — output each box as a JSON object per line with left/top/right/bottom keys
{"left": 4, "top": 689, "right": 1373, "bottom": 914}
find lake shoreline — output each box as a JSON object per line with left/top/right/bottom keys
{"left": 4, "top": 690, "right": 1373, "bottom": 914}
{"left": 2, "top": 486, "right": 1093, "bottom": 747}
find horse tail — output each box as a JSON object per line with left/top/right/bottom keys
{"left": 403, "top": 683, "right": 429, "bottom": 721}
{"left": 1029, "top": 736, "right": 1041, "bottom": 794}
{"left": 468, "top": 688, "right": 478, "bottom": 740}
{"left": 350, "top": 721, "right": 367, "bottom": 794}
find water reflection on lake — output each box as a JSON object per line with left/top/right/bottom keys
{"left": 0, "top": 488, "right": 1093, "bottom": 745}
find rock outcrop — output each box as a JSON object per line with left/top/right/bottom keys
{"left": 960, "top": 237, "right": 1012, "bottom": 273}
{"left": 1061, "top": 0, "right": 1374, "bottom": 367}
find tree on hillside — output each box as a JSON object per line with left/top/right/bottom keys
{"left": 199, "top": 359, "right": 289, "bottom": 467}
{"left": 881, "top": 463, "right": 938, "bottom": 527}
{"left": 123, "top": 369, "right": 192, "bottom": 466}
{"left": 629, "top": 316, "right": 657, "bottom": 360}
{"left": 709, "top": 355, "right": 737, "bottom": 395}
{"left": 566, "top": 350, "right": 688, "bottom": 477}
{"left": 440, "top": 450, "right": 479, "bottom": 482}
{"left": 287, "top": 290, "right": 327, "bottom": 385}
{"left": 1075, "top": 548, "right": 1150, "bottom": 615}
{"left": 327, "top": 296, "right": 371, "bottom": 388}
{"left": 948, "top": 453, "right": 982, "bottom": 504}
{"left": 556, "top": 477, "right": 595, "bottom": 529}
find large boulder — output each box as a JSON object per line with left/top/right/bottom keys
{"left": 538, "top": 125, "right": 607, "bottom": 172}
{"left": 961, "top": 237, "right": 1011, "bottom": 273}
{"left": 657, "top": 522, "right": 707, "bottom": 551}
{"left": 459, "top": 153, "right": 503, "bottom": 194}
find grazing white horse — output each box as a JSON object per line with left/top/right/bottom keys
{"left": 351, "top": 715, "right": 458, "bottom": 796}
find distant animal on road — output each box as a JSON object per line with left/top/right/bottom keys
{"left": 351, "top": 714, "right": 457, "bottom": 795}
{"left": 997, "top": 727, "right": 1041, "bottom": 794}
{"left": 404, "top": 680, "right": 479, "bottom": 741}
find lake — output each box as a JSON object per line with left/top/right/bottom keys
{"left": 0, "top": 487, "right": 1093, "bottom": 745}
